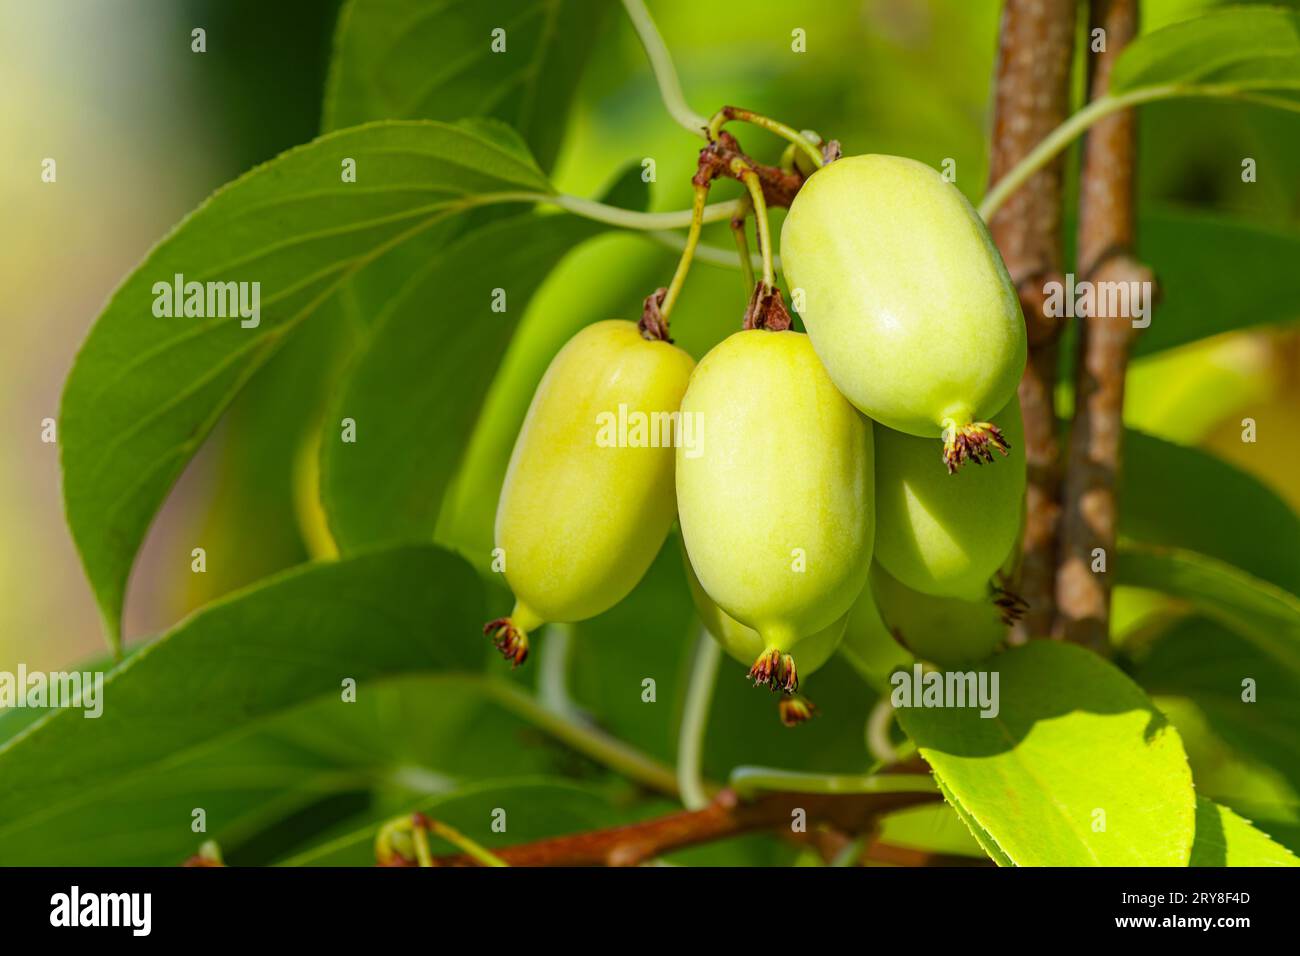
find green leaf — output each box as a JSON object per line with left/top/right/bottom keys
{"left": 933, "top": 774, "right": 1013, "bottom": 866}
{"left": 1125, "top": 615, "right": 1300, "bottom": 817}
{"left": 279, "top": 778, "right": 619, "bottom": 866}
{"left": 323, "top": 0, "right": 609, "bottom": 171}
{"left": 1134, "top": 208, "right": 1300, "bottom": 358}
{"left": 1112, "top": 7, "right": 1300, "bottom": 96}
{"left": 0, "top": 545, "right": 484, "bottom": 861}
{"left": 1117, "top": 545, "right": 1300, "bottom": 675}
{"left": 895, "top": 641, "right": 1196, "bottom": 866}
{"left": 0, "top": 669, "right": 633, "bottom": 866}
{"left": 59, "top": 119, "right": 549, "bottom": 650}
{"left": 874, "top": 802, "right": 988, "bottom": 860}
{"left": 1191, "top": 796, "right": 1299, "bottom": 866}
{"left": 1121, "top": 429, "right": 1300, "bottom": 595}
{"left": 319, "top": 208, "right": 613, "bottom": 553}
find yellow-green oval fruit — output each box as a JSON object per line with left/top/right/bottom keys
{"left": 681, "top": 540, "right": 845, "bottom": 725}
{"left": 487, "top": 320, "right": 695, "bottom": 665}
{"left": 874, "top": 395, "right": 1025, "bottom": 601}
{"left": 780, "top": 154, "right": 1027, "bottom": 472}
{"left": 676, "top": 329, "right": 874, "bottom": 693}
{"left": 870, "top": 563, "right": 1007, "bottom": 666}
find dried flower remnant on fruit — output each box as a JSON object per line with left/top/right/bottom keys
{"left": 485, "top": 617, "right": 529, "bottom": 667}
{"left": 941, "top": 420, "right": 1011, "bottom": 474}
{"left": 779, "top": 694, "right": 816, "bottom": 727}
{"left": 991, "top": 584, "right": 1029, "bottom": 626}
{"left": 749, "top": 646, "right": 799, "bottom": 694}
{"left": 639, "top": 287, "right": 673, "bottom": 342}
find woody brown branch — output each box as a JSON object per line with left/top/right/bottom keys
{"left": 1055, "top": 0, "right": 1150, "bottom": 651}
{"left": 413, "top": 787, "right": 937, "bottom": 867}
{"left": 984, "top": 0, "right": 1078, "bottom": 641}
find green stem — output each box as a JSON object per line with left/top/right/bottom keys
{"left": 620, "top": 0, "right": 708, "bottom": 136}
{"left": 978, "top": 83, "right": 1300, "bottom": 220}
{"left": 647, "top": 231, "right": 776, "bottom": 273}
{"left": 543, "top": 192, "right": 742, "bottom": 230}
{"left": 659, "top": 183, "right": 710, "bottom": 321}
{"left": 830, "top": 836, "right": 866, "bottom": 867}
{"left": 676, "top": 629, "right": 722, "bottom": 811}
{"left": 480, "top": 678, "right": 680, "bottom": 798}
{"left": 710, "top": 107, "right": 824, "bottom": 171}
{"left": 865, "top": 698, "right": 900, "bottom": 764}
{"left": 729, "top": 767, "right": 937, "bottom": 799}
{"left": 426, "top": 818, "right": 509, "bottom": 868}
{"left": 537, "top": 623, "right": 581, "bottom": 719}
{"left": 729, "top": 196, "right": 756, "bottom": 294}
{"left": 731, "top": 159, "right": 774, "bottom": 289}
{"left": 410, "top": 818, "right": 435, "bottom": 866}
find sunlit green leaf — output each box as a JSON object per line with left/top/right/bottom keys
{"left": 1190, "top": 796, "right": 1299, "bottom": 866}
{"left": 896, "top": 641, "right": 1196, "bottom": 865}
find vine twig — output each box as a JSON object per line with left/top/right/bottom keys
{"left": 419, "top": 785, "right": 937, "bottom": 867}
{"left": 983, "top": 0, "right": 1078, "bottom": 641}
{"left": 1055, "top": 0, "right": 1152, "bottom": 651}
{"left": 619, "top": 0, "right": 709, "bottom": 135}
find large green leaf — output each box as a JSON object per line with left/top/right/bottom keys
{"left": 1117, "top": 545, "right": 1300, "bottom": 675}
{"left": 323, "top": 0, "right": 608, "bottom": 171}
{"left": 319, "top": 207, "right": 619, "bottom": 553}
{"left": 895, "top": 641, "right": 1195, "bottom": 866}
{"left": 0, "top": 546, "right": 484, "bottom": 861}
{"left": 59, "top": 119, "right": 551, "bottom": 650}
{"left": 1111, "top": 7, "right": 1300, "bottom": 96}
{"left": 1120, "top": 429, "right": 1300, "bottom": 594}
{"left": 1190, "top": 796, "right": 1299, "bottom": 866}
{"left": 1134, "top": 209, "right": 1300, "bottom": 357}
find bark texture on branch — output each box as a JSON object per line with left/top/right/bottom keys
{"left": 984, "top": 0, "right": 1078, "bottom": 640}
{"left": 416, "top": 787, "right": 937, "bottom": 867}
{"left": 1055, "top": 0, "right": 1149, "bottom": 651}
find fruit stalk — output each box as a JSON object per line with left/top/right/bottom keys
{"left": 1056, "top": 0, "right": 1152, "bottom": 651}
{"left": 729, "top": 194, "right": 756, "bottom": 293}
{"left": 708, "top": 105, "right": 825, "bottom": 172}
{"left": 654, "top": 182, "right": 711, "bottom": 327}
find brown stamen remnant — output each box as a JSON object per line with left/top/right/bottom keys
{"left": 991, "top": 584, "right": 1030, "bottom": 626}
{"left": 742, "top": 283, "right": 793, "bottom": 331}
{"left": 748, "top": 647, "right": 798, "bottom": 694}
{"left": 638, "top": 287, "right": 672, "bottom": 342}
{"left": 778, "top": 694, "right": 816, "bottom": 727}
{"left": 484, "top": 617, "right": 529, "bottom": 667}
{"left": 941, "top": 420, "right": 1011, "bottom": 474}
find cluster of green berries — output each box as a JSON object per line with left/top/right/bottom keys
{"left": 487, "top": 154, "right": 1027, "bottom": 724}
